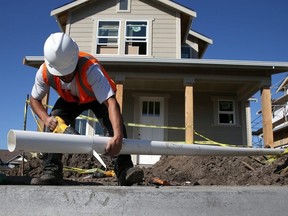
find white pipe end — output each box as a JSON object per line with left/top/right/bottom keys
{"left": 7, "top": 130, "right": 16, "bottom": 152}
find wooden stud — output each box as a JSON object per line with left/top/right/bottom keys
{"left": 38, "top": 90, "right": 50, "bottom": 132}
{"left": 116, "top": 83, "right": 123, "bottom": 113}
{"left": 261, "top": 87, "right": 274, "bottom": 147}
{"left": 185, "top": 85, "right": 194, "bottom": 143}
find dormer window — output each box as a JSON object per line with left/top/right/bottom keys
{"left": 96, "top": 21, "right": 120, "bottom": 55}
{"left": 125, "top": 21, "right": 148, "bottom": 55}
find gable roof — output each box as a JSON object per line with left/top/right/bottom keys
{"left": 51, "top": 0, "right": 198, "bottom": 43}
{"left": 188, "top": 30, "right": 213, "bottom": 58}
{"left": 51, "top": 0, "right": 196, "bottom": 17}
{"left": 189, "top": 30, "right": 213, "bottom": 45}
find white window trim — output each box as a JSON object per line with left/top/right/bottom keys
{"left": 124, "top": 20, "right": 149, "bottom": 56}
{"left": 117, "top": 0, "right": 131, "bottom": 13}
{"left": 217, "top": 99, "right": 236, "bottom": 125}
{"left": 211, "top": 96, "right": 239, "bottom": 127}
{"left": 95, "top": 20, "right": 121, "bottom": 56}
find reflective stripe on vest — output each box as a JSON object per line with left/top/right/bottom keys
{"left": 42, "top": 52, "right": 116, "bottom": 103}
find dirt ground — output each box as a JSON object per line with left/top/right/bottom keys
{"left": 3, "top": 152, "right": 288, "bottom": 186}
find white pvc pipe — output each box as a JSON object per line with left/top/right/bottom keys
{"left": 7, "top": 129, "right": 285, "bottom": 156}
{"left": 8, "top": 130, "right": 93, "bottom": 154}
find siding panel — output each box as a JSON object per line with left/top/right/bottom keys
{"left": 132, "top": 0, "right": 177, "bottom": 58}
{"left": 68, "top": 0, "right": 178, "bottom": 58}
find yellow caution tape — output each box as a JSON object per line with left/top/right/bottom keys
{"left": 63, "top": 166, "right": 115, "bottom": 177}
{"left": 25, "top": 100, "right": 252, "bottom": 148}
{"left": 29, "top": 107, "right": 43, "bottom": 131}
{"left": 127, "top": 122, "right": 185, "bottom": 130}
{"left": 281, "top": 148, "right": 288, "bottom": 156}
{"left": 63, "top": 166, "right": 100, "bottom": 174}
{"left": 249, "top": 146, "right": 288, "bottom": 166}
{"left": 25, "top": 99, "right": 288, "bottom": 173}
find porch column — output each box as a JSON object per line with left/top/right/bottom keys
{"left": 115, "top": 76, "right": 125, "bottom": 113}
{"left": 245, "top": 100, "right": 252, "bottom": 147}
{"left": 261, "top": 86, "right": 274, "bottom": 148}
{"left": 184, "top": 78, "right": 195, "bottom": 143}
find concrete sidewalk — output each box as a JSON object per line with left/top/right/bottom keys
{"left": 1, "top": 186, "right": 287, "bottom": 216}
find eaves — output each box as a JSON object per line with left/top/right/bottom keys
{"left": 23, "top": 56, "right": 288, "bottom": 76}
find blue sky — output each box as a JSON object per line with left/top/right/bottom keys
{"left": 1, "top": 0, "right": 288, "bottom": 150}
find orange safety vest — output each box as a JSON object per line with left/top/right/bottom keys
{"left": 42, "top": 52, "right": 116, "bottom": 104}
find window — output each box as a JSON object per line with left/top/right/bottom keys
{"left": 96, "top": 21, "right": 120, "bottom": 55}
{"left": 94, "top": 122, "right": 105, "bottom": 136}
{"left": 181, "top": 46, "right": 192, "bottom": 58}
{"left": 118, "top": 0, "right": 130, "bottom": 11}
{"left": 218, "top": 100, "right": 235, "bottom": 125}
{"left": 75, "top": 119, "right": 105, "bottom": 135}
{"left": 75, "top": 119, "right": 86, "bottom": 135}
{"left": 125, "top": 21, "right": 147, "bottom": 55}
{"left": 142, "top": 101, "right": 160, "bottom": 116}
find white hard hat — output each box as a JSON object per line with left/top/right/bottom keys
{"left": 44, "top": 32, "right": 79, "bottom": 76}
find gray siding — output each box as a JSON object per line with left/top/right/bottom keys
{"left": 67, "top": 0, "right": 178, "bottom": 58}
{"left": 167, "top": 91, "right": 243, "bottom": 145}
{"left": 167, "top": 91, "right": 185, "bottom": 141}
{"left": 194, "top": 92, "right": 243, "bottom": 145}
{"left": 123, "top": 90, "right": 243, "bottom": 145}
{"left": 132, "top": 0, "right": 177, "bottom": 58}
{"left": 63, "top": 0, "right": 244, "bottom": 145}
{"left": 69, "top": 18, "right": 94, "bottom": 53}
{"left": 122, "top": 90, "right": 135, "bottom": 138}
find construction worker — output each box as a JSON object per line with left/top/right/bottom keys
{"left": 30, "top": 32, "right": 144, "bottom": 185}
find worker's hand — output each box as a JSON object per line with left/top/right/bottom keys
{"left": 105, "top": 135, "right": 123, "bottom": 156}
{"left": 44, "top": 116, "right": 58, "bottom": 132}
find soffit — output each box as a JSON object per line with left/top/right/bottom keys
{"left": 23, "top": 56, "right": 288, "bottom": 76}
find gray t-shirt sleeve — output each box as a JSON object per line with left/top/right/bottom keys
{"left": 31, "top": 65, "right": 50, "bottom": 100}
{"left": 87, "top": 64, "right": 115, "bottom": 104}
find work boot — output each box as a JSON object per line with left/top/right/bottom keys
{"left": 118, "top": 166, "right": 144, "bottom": 186}
{"left": 31, "top": 153, "right": 63, "bottom": 185}
{"left": 31, "top": 170, "right": 63, "bottom": 185}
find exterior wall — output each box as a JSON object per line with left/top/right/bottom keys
{"left": 122, "top": 89, "right": 244, "bottom": 145}
{"left": 166, "top": 90, "right": 185, "bottom": 141}
{"left": 61, "top": 0, "right": 245, "bottom": 146}
{"left": 194, "top": 92, "right": 243, "bottom": 145}
{"left": 68, "top": 17, "right": 94, "bottom": 53}
{"left": 272, "top": 88, "right": 288, "bottom": 146}
{"left": 67, "top": 0, "right": 178, "bottom": 58}
{"left": 122, "top": 89, "right": 135, "bottom": 138}
{"left": 273, "top": 106, "right": 287, "bottom": 124}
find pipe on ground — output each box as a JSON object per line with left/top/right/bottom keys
{"left": 7, "top": 130, "right": 284, "bottom": 156}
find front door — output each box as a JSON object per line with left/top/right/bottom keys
{"left": 137, "top": 97, "right": 164, "bottom": 165}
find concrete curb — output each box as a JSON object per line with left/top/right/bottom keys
{"left": 1, "top": 186, "right": 287, "bottom": 216}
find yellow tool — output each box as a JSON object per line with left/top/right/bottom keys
{"left": 53, "top": 116, "right": 79, "bottom": 134}
{"left": 53, "top": 116, "right": 107, "bottom": 169}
